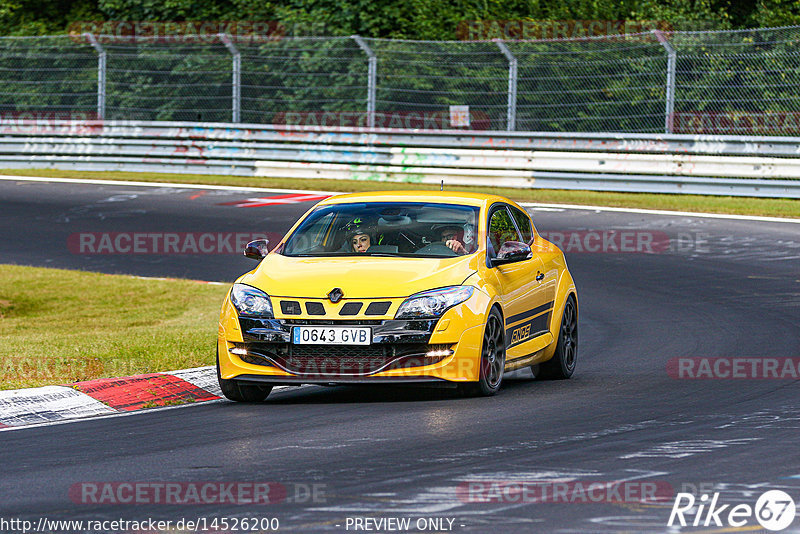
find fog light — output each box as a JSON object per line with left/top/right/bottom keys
{"left": 426, "top": 349, "right": 454, "bottom": 358}
{"left": 230, "top": 347, "right": 248, "bottom": 356}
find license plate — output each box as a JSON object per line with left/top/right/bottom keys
{"left": 292, "top": 326, "right": 371, "bottom": 345}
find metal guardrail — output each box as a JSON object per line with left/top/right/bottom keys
{"left": 1, "top": 120, "right": 800, "bottom": 198}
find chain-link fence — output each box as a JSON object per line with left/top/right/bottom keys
{"left": 1, "top": 26, "right": 800, "bottom": 134}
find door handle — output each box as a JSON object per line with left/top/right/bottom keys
{"left": 536, "top": 272, "right": 544, "bottom": 282}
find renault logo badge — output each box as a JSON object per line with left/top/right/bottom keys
{"left": 328, "top": 288, "right": 344, "bottom": 303}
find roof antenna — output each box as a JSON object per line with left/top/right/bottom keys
{"left": 440, "top": 179, "right": 444, "bottom": 191}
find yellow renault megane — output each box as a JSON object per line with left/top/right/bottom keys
{"left": 217, "top": 191, "right": 578, "bottom": 401}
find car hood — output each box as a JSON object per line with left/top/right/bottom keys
{"left": 239, "top": 253, "right": 480, "bottom": 299}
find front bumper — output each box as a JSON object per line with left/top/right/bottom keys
{"left": 217, "top": 289, "right": 490, "bottom": 384}
{"left": 219, "top": 319, "right": 484, "bottom": 384}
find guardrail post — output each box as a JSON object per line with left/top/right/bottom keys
{"left": 493, "top": 39, "right": 517, "bottom": 132}
{"left": 219, "top": 33, "right": 241, "bottom": 123}
{"left": 84, "top": 33, "right": 106, "bottom": 120}
{"left": 352, "top": 35, "right": 377, "bottom": 129}
{"left": 652, "top": 30, "right": 676, "bottom": 134}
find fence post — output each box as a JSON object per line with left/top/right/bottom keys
{"left": 652, "top": 30, "right": 676, "bottom": 134}
{"left": 493, "top": 39, "right": 517, "bottom": 132}
{"left": 352, "top": 35, "right": 377, "bottom": 129}
{"left": 84, "top": 33, "right": 106, "bottom": 120}
{"left": 219, "top": 33, "right": 241, "bottom": 123}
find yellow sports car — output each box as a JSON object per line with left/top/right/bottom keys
{"left": 217, "top": 191, "right": 578, "bottom": 400}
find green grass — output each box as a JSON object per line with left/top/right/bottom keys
{"left": 2, "top": 168, "right": 799, "bottom": 218}
{"left": 0, "top": 264, "right": 227, "bottom": 390}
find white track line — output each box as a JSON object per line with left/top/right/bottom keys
{"left": 0, "top": 398, "right": 226, "bottom": 432}
{"left": 0, "top": 386, "right": 116, "bottom": 427}
{"left": 0, "top": 384, "right": 302, "bottom": 433}
{"left": 2, "top": 174, "right": 797, "bottom": 224}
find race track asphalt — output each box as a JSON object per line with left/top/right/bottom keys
{"left": 1, "top": 178, "right": 799, "bottom": 533}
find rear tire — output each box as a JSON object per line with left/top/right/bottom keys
{"left": 537, "top": 295, "right": 577, "bottom": 380}
{"left": 459, "top": 308, "right": 505, "bottom": 397}
{"left": 216, "top": 348, "right": 272, "bottom": 402}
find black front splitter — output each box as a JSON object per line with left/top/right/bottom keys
{"left": 235, "top": 374, "right": 458, "bottom": 387}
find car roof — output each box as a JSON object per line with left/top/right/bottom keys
{"left": 318, "top": 190, "right": 520, "bottom": 209}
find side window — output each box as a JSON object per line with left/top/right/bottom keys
{"left": 487, "top": 207, "right": 521, "bottom": 257}
{"left": 510, "top": 207, "right": 533, "bottom": 244}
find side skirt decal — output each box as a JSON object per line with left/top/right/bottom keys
{"left": 506, "top": 304, "right": 554, "bottom": 349}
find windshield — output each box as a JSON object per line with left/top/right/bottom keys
{"left": 282, "top": 202, "right": 480, "bottom": 258}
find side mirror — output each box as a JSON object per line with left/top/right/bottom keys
{"left": 490, "top": 241, "right": 532, "bottom": 267}
{"left": 243, "top": 239, "right": 270, "bottom": 260}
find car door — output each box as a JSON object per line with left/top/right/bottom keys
{"left": 485, "top": 204, "right": 553, "bottom": 361}
{"left": 510, "top": 205, "right": 557, "bottom": 345}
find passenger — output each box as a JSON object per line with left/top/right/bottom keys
{"left": 438, "top": 225, "right": 468, "bottom": 255}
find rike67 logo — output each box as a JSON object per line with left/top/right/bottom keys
{"left": 668, "top": 490, "right": 796, "bottom": 531}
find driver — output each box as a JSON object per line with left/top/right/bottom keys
{"left": 437, "top": 225, "right": 468, "bottom": 255}
{"left": 350, "top": 230, "right": 371, "bottom": 253}
{"left": 341, "top": 217, "right": 376, "bottom": 253}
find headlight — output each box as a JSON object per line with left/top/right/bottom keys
{"left": 230, "top": 283, "right": 273, "bottom": 318}
{"left": 395, "top": 286, "right": 474, "bottom": 319}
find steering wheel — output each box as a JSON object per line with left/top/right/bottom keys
{"left": 414, "top": 242, "right": 458, "bottom": 256}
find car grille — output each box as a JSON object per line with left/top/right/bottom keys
{"left": 276, "top": 301, "right": 393, "bottom": 317}
{"left": 241, "top": 343, "right": 449, "bottom": 376}
{"left": 281, "top": 319, "right": 383, "bottom": 326}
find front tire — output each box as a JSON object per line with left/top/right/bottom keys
{"left": 216, "top": 348, "right": 272, "bottom": 402}
{"left": 537, "top": 295, "right": 578, "bottom": 380}
{"left": 459, "top": 308, "right": 505, "bottom": 397}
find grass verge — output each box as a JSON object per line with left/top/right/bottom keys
{"left": 2, "top": 168, "right": 799, "bottom": 218}
{"left": 0, "top": 264, "right": 226, "bottom": 390}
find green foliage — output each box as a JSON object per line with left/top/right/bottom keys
{"left": 631, "top": 0, "right": 732, "bottom": 29}
{"left": 0, "top": 0, "right": 101, "bottom": 35}
{"left": 747, "top": 0, "right": 800, "bottom": 27}
{"left": 0, "top": 0, "right": 791, "bottom": 39}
